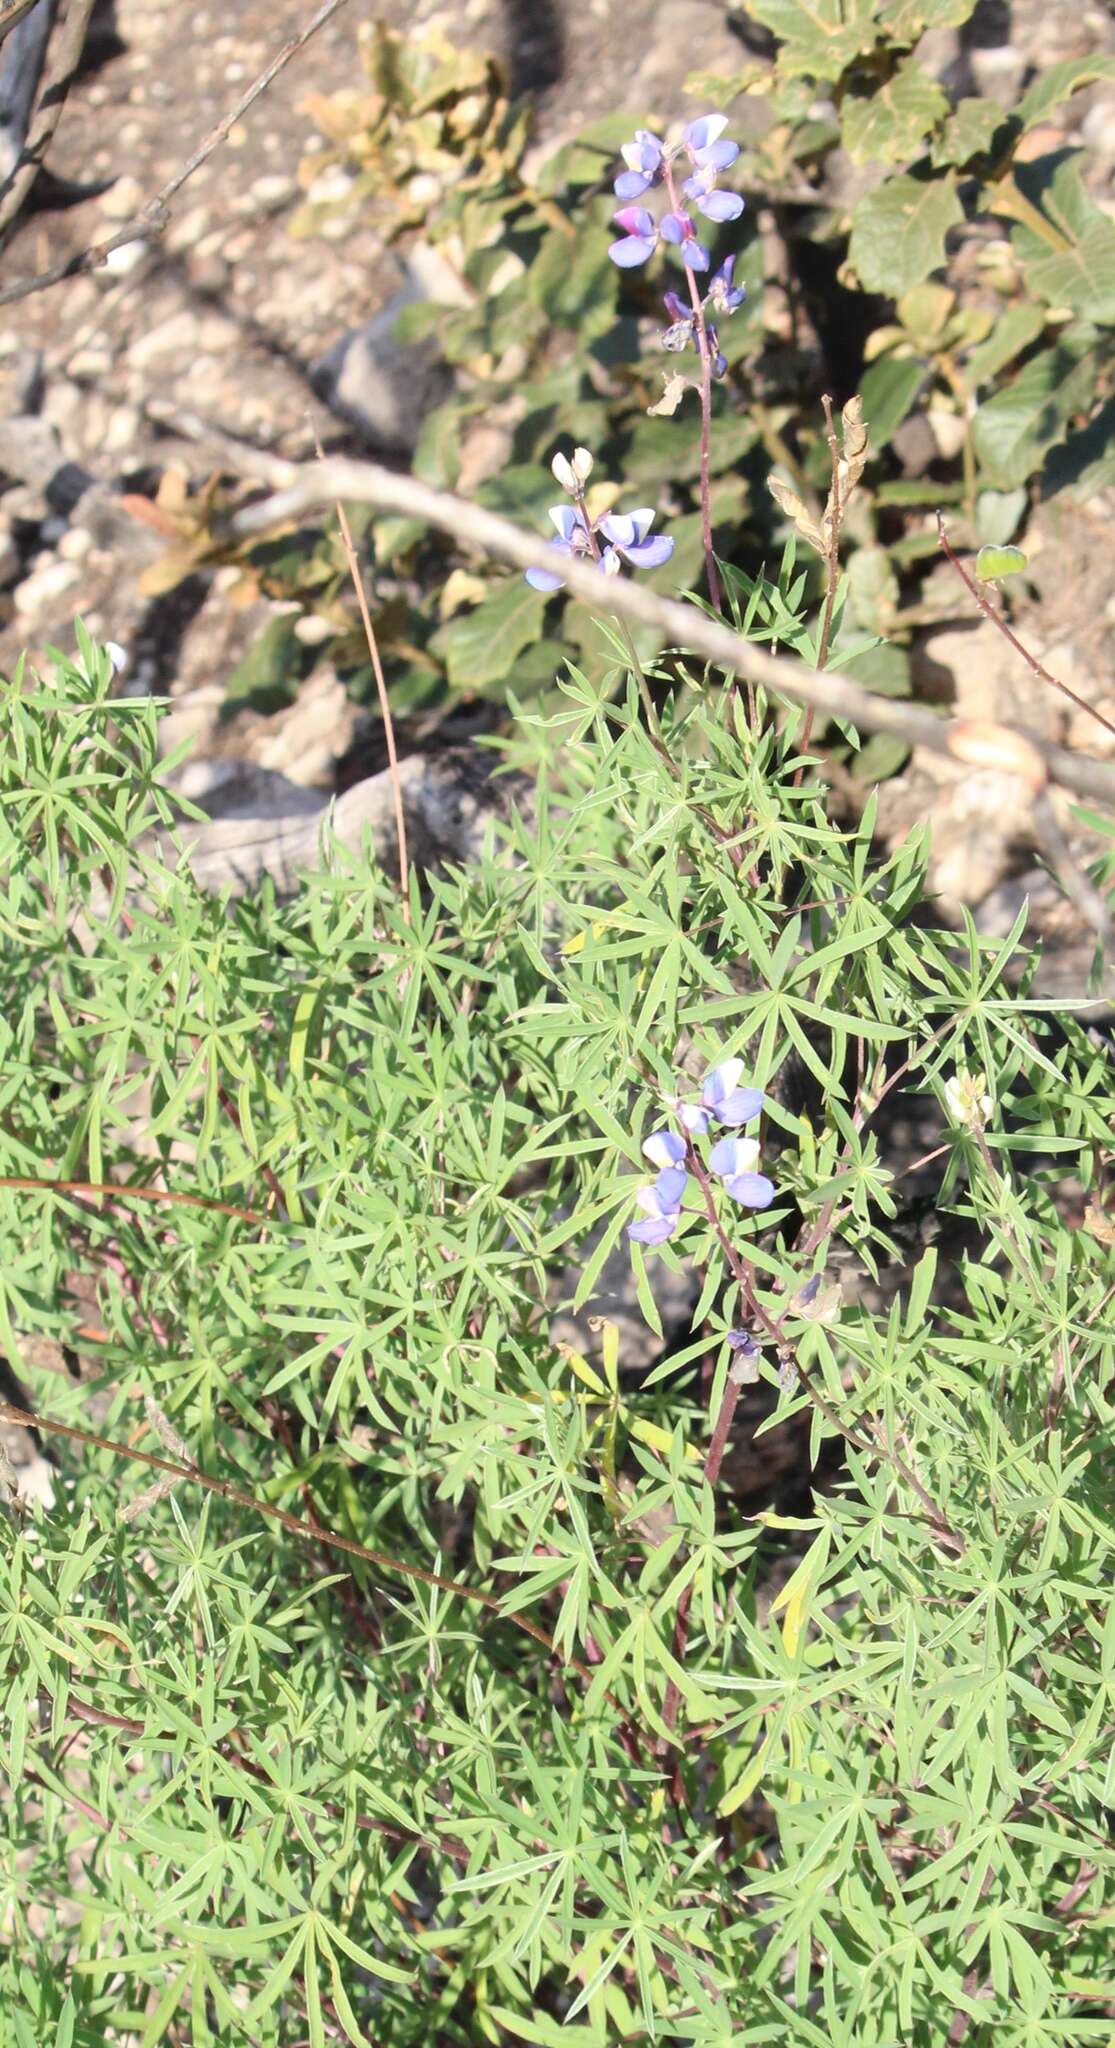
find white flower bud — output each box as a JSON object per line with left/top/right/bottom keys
{"left": 550, "top": 447, "right": 594, "bottom": 494}
{"left": 944, "top": 1069, "right": 992, "bottom": 1130}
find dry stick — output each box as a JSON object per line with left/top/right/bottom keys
{"left": 0, "top": 0, "right": 98, "bottom": 246}
{"left": 0, "top": 1398, "right": 607, "bottom": 1690}
{"left": 311, "top": 428, "right": 410, "bottom": 920}
{"left": 0, "top": 0, "right": 352, "bottom": 306}
{"left": 0, "top": 0, "right": 39, "bottom": 49}
{"left": 936, "top": 513, "right": 1115, "bottom": 750}
{"left": 796, "top": 393, "right": 842, "bottom": 767}
{"left": 0, "top": 1174, "right": 265, "bottom": 1223}
{"left": 224, "top": 456, "right": 1115, "bottom": 808}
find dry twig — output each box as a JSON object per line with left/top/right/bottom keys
{"left": 0, "top": 0, "right": 351, "bottom": 303}
{"left": 213, "top": 445, "right": 1115, "bottom": 808}
{"left": 0, "top": 0, "right": 97, "bottom": 245}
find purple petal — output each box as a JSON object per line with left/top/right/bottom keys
{"left": 644, "top": 1129, "right": 686, "bottom": 1170}
{"left": 549, "top": 506, "right": 581, "bottom": 541}
{"left": 609, "top": 235, "right": 656, "bottom": 269}
{"left": 662, "top": 289, "right": 689, "bottom": 322}
{"left": 722, "top": 1171, "right": 776, "bottom": 1210}
{"left": 696, "top": 190, "right": 744, "bottom": 224}
{"left": 713, "top": 1088, "right": 763, "bottom": 1123}
{"left": 696, "top": 139, "right": 739, "bottom": 172}
{"left": 623, "top": 535, "right": 674, "bottom": 570}
{"left": 600, "top": 545, "right": 622, "bottom": 574}
{"left": 625, "top": 508, "right": 656, "bottom": 542}
{"left": 655, "top": 1165, "right": 687, "bottom": 1207}
{"left": 628, "top": 1213, "right": 680, "bottom": 1245}
{"left": 682, "top": 170, "right": 714, "bottom": 202}
{"left": 659, "top": 212, "right": 688, "bottom": 245}
{"left": 612, "top": 204, "right": 656, "bottom": 237}
{"left": 702, "top": 1058, "right": 743, "bottom": 1103}
{"left": 798, "top": 1274, "right": 822, "bottom": 1306}
{"left": 709, "top": 1135, "right": 757, "bottom": 1178}
{"left": 599, "top": 513, "right": 638, "bottom": 549}
{"left": 525, "top": 565, "right": 566, "bottom": 591}
{"left": 614, "top": 169, "right": 654, "bottom": 201}
{"left": 678, "top": 1103, "right": 709, "bottom": 1135}
{"left": 680, "top": 241, "right": 710, "bottom": 272}
{"left": 683, "top": 115, "right": 728, "bottom": 154}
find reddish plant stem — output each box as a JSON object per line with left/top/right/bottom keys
{"left": 937, "top": 514, "right": 1115, "bottom": 749}
{"left": 663, "top": 165, "right": 721, "bottom": 619}
{"left": 0, "top": 1175, "right": 264, "bottom": 1223}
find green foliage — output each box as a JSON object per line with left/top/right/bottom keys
{"left": 1, "top": 631, "right": 1114, "bottom": 2043}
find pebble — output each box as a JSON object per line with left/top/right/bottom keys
{"left": 104, "top": 405, "right": 140, "bottom": 453}
{"left": 129, "top": 309, "right": 200, "bottom": 370}
{"left": 102, "top": 240, "right": 149, "bottom": 279}
{"left": 100, "top": 174, "right": 144, "bottom": 221}
{"left": 67, "top": 347, "right": 113, "bottom": 380}
{"left": 57, "top": 528, "right": 92, "bottom": 563}
{"left": 250, "top": 173, "right": 296, "bottom": 210}
{"left": 14, "top": 560, "right": 81, "bottom": 619}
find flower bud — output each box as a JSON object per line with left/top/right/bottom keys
{"left": 551, "top": 447, "right": 594, "bottom": 494}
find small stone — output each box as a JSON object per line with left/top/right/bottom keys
{"left": 250, "top": 173, "right": 296, "bottom": 210}
{"left": 102, "top": 239, "right": 149, "bottom": 279}
{"left": 129, "top": 309, "right": 200, "bottom": 371}
{"left": 13, "top": 559, "right": 81, "bottom": 618}
{"left": 57, "top": 527, "right": 91, "bottom": 563}
{"left": 104, "top": 405, "right": 140, "bottom": 453}
{"left": 67, "top": 347, "right": 113, "bottom": 380}
{"left": 99, "top": 174, "right": 144, "bottom": 220}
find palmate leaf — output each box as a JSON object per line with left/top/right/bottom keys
{"left": 1008, "top": 153, "right": 1115, "bottom": 322}
{"left": 841, "top": 59, "right": 948, "bottom": 166}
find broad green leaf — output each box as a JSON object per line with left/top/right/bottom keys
{"left": 429, "top": 578, "right": 549, "bottom": 691}
{"left": 849, "top": 172, "right": 963, "bottom": 296}
{"left": 975, "top": 545, "right": 1027, "bottom": 581}
{"left": 971, "top": 343, "right": 1095, "bottom": 487}
{"left": 841, "top": 60, "right": 948, "bottom": 166}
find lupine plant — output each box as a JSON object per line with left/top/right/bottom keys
{"left": 1, "top": 601, "right": 1114, "bottom": 2045}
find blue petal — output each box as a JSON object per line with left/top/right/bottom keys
{"left": 697, "top": 190, "right": 744, "bottom": 223}
{"left": 680, "top": 241, "right": 711, "bottom": 271}
{"left": 712, "top": 1088, "right": 764, "bottom": 1126}
{"left": 623, "top": 535, "right": 674, "bottom": 570}
{"left": 614, "top": 169, "right": 654, "bottom": 200}
{"left": 525, "top": 566, "right": 566, "bottom": 590}
{"left": 723, "top": 1171, "right": 776, "bottom": 1209}
{"left": 656, "top": 1165, "right": 687, "bottom": 1207}
{"left": 609, "top": 235, "right": 655, "bottom": 268}
{"left": 628, "top": 1212, "right": 680, "bottom": 1245}
{"left": 697, "top": 139, "right": 739, "bottom": 171}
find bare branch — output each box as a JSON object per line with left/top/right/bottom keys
{"left": 0, "top": 0, "right": 97, "bottom": 246}
{"left": 212, "top": 445, "right": 1115, "bottom": 809}
{"left": 0, "top": 0, "right": 351, "bottom": 303}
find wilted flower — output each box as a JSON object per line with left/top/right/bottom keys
{"left": 707, "top": 253, "right": 745, "bottom": 315}
{"left": 551, "top": 446, "right": 594, "bottom": 494}
{"left": 678, "top": 1059, "right": 763, "bottom": 1136}
{"left": 708, "top": 1134, "right": 775, "bottom": 1210}
{"left": 944, "top": 1069, "right": 993, "bottom": 1130}
{"left": 727, "top": 1329, "right": 761, "bottom": 1382}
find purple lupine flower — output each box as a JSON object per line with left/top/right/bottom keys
{"left": 682, "top": 166, "right": 745, "bottom": 225}
{"left": 627, "top": 1128, "right": 688, "bottom": 1247}
{"left": 614, "top": 128, "right": 665, "bottom": 201}
{"left": 609, "top": 204, "right": 659, "bottom": 268}
{"left": 682, "top": 115, "right": 740, "bottom": 174}
{"left": 525, "top": 504, "right": 596, "bottom": 592}
{"left": 708, "top": 1134, "right": 776, "bottom": 1209}
{"left": 678, "top": 1060, "right": 763, "bottom": 1136}
{"left": 659, "top": 210, "right": 710, "bottom": 271}
{"left": 598, "top": 509, "right": 675, "bottom": 576}
{"left": 707, "top": 254, "right": 745, "bottom": 315}
{"left": 797, "top": 1273, "right": 822, "bottom": 1307}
